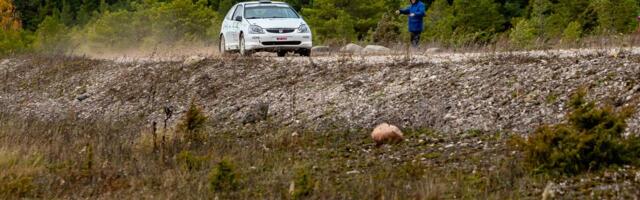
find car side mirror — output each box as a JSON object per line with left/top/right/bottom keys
{"left": 235, "top": 16, "right": 243, "bottom": 22}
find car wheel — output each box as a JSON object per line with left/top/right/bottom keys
{"left": 277, "top": 50, "right": 286, "bottom": 57}
{"left": 299, "top": 49, "right": 311, "bottom": 57}
{"left": 219, "top": 35, "right": 227, "bottom": 54}
{"left": 239, "top": 34, "right": 251, "bottom": 56}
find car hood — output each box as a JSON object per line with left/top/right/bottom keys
{"left": 247, "top": 18, "right": 305, "bottom": 29}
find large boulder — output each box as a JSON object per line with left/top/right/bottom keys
{"left": 340, "top": 43, "right": 363, "bottom": 53}
{"left": 371, "top": 123, "right": 404, "bottom": 146}
{"left": 362, "top": 45, "right": 391, "bottom": 54}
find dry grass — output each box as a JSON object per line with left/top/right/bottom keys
{"left": 0, "top": 108, "right": 548, "bottom": 199}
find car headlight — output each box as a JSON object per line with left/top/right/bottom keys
{"left": 297, "top": 24, "right": 309, "bottom": 33}
{"left": 249, "top": 25, "right": 265, "bottom": 34}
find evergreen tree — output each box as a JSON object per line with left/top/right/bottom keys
{"left": 60, "top": 0, "right": 73, "bottom": 26}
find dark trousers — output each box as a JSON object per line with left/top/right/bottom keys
{"left": 411, "top": 32, "right": 421, "bottom": 48}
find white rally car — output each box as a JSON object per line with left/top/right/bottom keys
{"left": 219, "top": 0, "right": 312, "bottom": 57}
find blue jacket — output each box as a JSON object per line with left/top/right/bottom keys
{"left": 399, "top": 1, "right": 427, "bottom": 33}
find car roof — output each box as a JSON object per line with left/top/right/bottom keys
{"left": 240, "top": 1, "right": 289, "bottom": 7}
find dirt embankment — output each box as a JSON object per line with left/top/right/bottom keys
{"left": 1, "top": 51, "right": 639, "bottom": 135}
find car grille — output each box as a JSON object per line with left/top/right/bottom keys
{"left": 262, "top": 41, "right": 302, "bottom": 45}
{"left": 265, "top": 28, "right": 295, "bottom": 34}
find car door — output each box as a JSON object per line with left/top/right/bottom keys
{"left": 222, "top": 4, "right": 237, "bottom": 50}
{"left": 229, "top": 5, "right": 244, "bottom": 49}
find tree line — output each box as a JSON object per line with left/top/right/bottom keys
{"left": 1, "top": 0, "right": 639, "bottom": 54}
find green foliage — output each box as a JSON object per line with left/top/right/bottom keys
{"left": 0, "top": 151, "right": 43, "bottom": 198}
{"left": 0, "top": 29, "right": 32, "bottom": 55}
{"left": 302, "top": 3, "right": 356, "bottom": 44}
{"left": 590, "top": 0, "right": 638, "bottom": 34}
{"left": 0, "top": 175, "right": 35, "bottom": 198}
{"left": 81, "top": 0, "right": 219, "bottom": 50}
{"left": 149, "top": 0, "right": 217, "bottom": 43}
{"left": 8, "top": 0, "right": 640, "bottom": 51}
{"left": 83, "top": 9, "right": 147, "bottom": 49}
{"left": 452, "top": 0, "right": 505, "bottom": 43}
{"left": 33, "top": 16, "right": 70, "bottom": 53}
{"left": 423, "top": 0, "right": 455, "bottom": 44}
{"left": 208, "top": 158, "right": 239, "bottom": 192}
{"left": 513, "top": 89, "right": 640, "bottom": 175}
{"left": 370, "top": 13, "right": 401, "bottom": 45}
{"left": 177, "top": 150, "right": 209, "bottom": 171}
{"left": 509, "top": 19, "right": 537, "bottom": 49}
{"left": 561, "top": 21, "right": 582, "bottom": 45}
{"left": 177, "top": 101, "right": 208, "bottom": 144}
{"left": 291, "top": 166, "right": 314, "bottom": 199}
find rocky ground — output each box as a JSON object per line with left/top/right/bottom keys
{"left": 1, "top": 49, "right": 640, "bottom": 135}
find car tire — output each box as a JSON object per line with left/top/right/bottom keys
{"left": 277, "top": 50, "right": 286, "bottom": 57}
{"left": 299, "top": 49, "right": 311, "bottom": 57}
{"left": 239, "top": 34, "right": 251, "bottom": 56}
{"left": 219, "top": 35, "right": 227, "bottom": 55}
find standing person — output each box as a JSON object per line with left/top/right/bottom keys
{"left": 396, "top": 0, "right": 427, "bottom": 48}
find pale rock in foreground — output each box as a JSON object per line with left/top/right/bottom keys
{"left": 311, "top": 46, "right": 330, "bottom": 53}
{"left": 340, "top": 43, "right": 363, "bottom": 53}
{"left": 362, "top": 45, "right": 391, "bottom": 54}
{"left": 542, "top": 182, "right": 557, "bottom": 200}
{"left": 183, "top": 55, "right": 205, "bottom": 66}
{"left": 371, "top": 123, "right": 404, "bottom": 146}
{"left": 425, "top": 48, "right": 443, "bottom": 54}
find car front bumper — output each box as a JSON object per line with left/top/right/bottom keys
{"left": 244, "top": 32, "right": 312, "bottom": 51}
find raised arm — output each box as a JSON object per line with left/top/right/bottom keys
{"left": 398, "top": 6, "right": 410, "bottom": 15}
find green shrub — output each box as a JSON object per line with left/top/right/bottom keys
{"left": 177, "top": 150, "right": 208, "bottom": 171}
{"left": 177, "top": 101, "right": 208, "bottom": 144}
{"left": 80, "top": 0, "right": 218, "bottom": 50}
{"left": 208, "top": 158, "right": 239, "bottom": 192}
{"left": 0, "top": 175, "right": 36, "bottom": 198}
{"left": 84, "top": 9, "right": 150, "bottom": 49}
{"left": 513, "top": 89, "right": 640, "bottom": 175}
{"left": 509, "top": 19, "right": 537, "bottom": 49}
{"left": 33, "top": 16, "right": 70, "bottom": 54}
{"left": 291, "top": 166, "right": 314, "bottom": 199}
{"left": 561, "top": 21, "right": 582, "bottom": 45}
{"left": 370, "top": 13, "right": 400, "bottom": 45}
{"left": 0, "top": 29, "right": 32, "bottom": 55}
{"left": 149, "top": 0, "right": 216, "bottom": 43}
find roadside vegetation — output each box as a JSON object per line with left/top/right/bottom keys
{"left": 3, "top": 0, "right": 640, "bottom": 56}
{"left": 0, "top": 87, "right": 638, "bottom": 198}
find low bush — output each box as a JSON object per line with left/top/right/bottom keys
{"left": 33, "top": 16, "right": 70, "bottom": 54}
{"left": 208, "top": 158, "right": 239, "bottom": 192}
{"left": 291, "top": 166, "right": 315, "bottom": 199}
{"left": 177, "top": 100, "right": 208, "bottom": 145}
{"left": 0, "top": 29, "right": 32, "bottom": 55}
{"left": 512, "top": 89, "right": 640, "bottom": 175}
{"left": 509, "top": 19, "right": 537, "bottom": 49}
{"left": 177, "top": 150, "right": 209, "bottom": 171}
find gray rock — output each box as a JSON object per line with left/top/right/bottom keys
{"left": 76, "top": 93, "right": 91, "bottom": 101}
{"left": 311, "top": 46, "right": 331, "bottom": 53}
{"left": 183, "top": 55, "right": 205, "bottom": 66}
{"left": 242, "top": 102, "right": 269, "bottom": 124}
{"left": 340, "top": 43, "right": 363, "bottom": 53}
{"left": 362, "top": 45, "right": 391, "bottom": 54}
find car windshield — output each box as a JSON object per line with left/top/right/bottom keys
{"left": 245, "top": 6, "right": 299, "bottom": 19}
